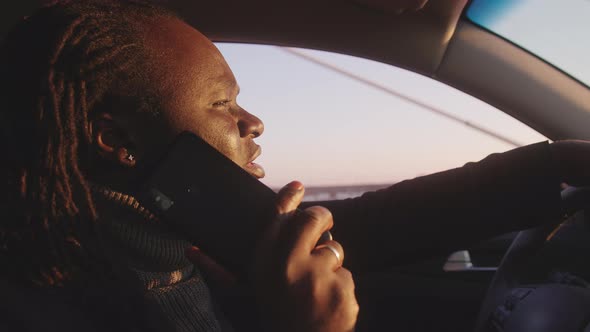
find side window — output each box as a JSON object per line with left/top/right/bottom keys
{"left": 216, "top": 44, "right": 547, "bottom": 201}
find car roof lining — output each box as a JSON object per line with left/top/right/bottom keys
{"left": 173, "top": 0, "right": 468, "bottom": 77}
{"left": 162, "top": 0, "right": 590, "bottom": 140}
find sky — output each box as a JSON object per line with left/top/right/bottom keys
{"left": 214, "top": 1, "right": 588, "bottom": 188}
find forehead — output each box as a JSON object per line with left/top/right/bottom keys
{"left": 142, "top": 17, "right": 236, "bottom": 94}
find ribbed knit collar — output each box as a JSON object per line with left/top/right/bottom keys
{"left": 87, "top": 185, "right": 227, "bottom": 331}
{"left": 91, "top": 184, "right": 159, "bottom": 222}
{"left": 89, "top": 184, "right": 194, "bottom": 289}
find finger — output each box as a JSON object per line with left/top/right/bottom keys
{"left": 185, "top": 246, "right": 237, "bottom": 290}
{"left": 275, "top": 181, "right": 305, "bottom": 217}
{"left": 317, "top": 230, "right": 333, "bottom": 245}
{"left": 312, "top": 240, "right": 344, "bottom": 269}
{"left": 285, "top": 206, "right": 334, "bottom": 261}
{"left": 335, "top": 268, "right": 360, "bottom": 330}
{"left": 335, "top": 267, "right": 355, "bottom": 290}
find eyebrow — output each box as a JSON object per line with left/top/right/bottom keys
{"left": 206, "top": 78, "right": 239, "bottom": 95}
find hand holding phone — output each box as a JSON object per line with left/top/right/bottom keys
{"left": 251, "top": 182, "right": 358, "bottom": 332}
{"left": 136, "top": 132, "right": 330, "bottom": 277}
{"left": 185, "top": 181, "right": 358, "bottom": 332}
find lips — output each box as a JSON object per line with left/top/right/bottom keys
{"left": 244, "top": 146, "right": 265, "bottom": 179}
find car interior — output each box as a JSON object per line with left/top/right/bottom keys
{"left": 2, "top": 0, "right": 590, "bottom": 331}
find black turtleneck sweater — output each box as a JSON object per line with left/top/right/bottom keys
{"left": 89, "top": 185, "right": 231, "bottom": 332}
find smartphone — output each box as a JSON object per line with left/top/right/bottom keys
{"left": 135, "top": 131, "right": 324, "bottom": 277}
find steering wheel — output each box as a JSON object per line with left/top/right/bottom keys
{"left": 474, "top": 186, "right": 590, "bottom": 332}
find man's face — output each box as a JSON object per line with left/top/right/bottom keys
{"left": 136, "top": 17, "right": 265, "bottom": 179}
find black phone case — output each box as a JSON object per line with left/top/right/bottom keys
{"left": 135, "top": 131, "right": 278, "bottom": 277}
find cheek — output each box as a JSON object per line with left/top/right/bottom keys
{"left": 158, "top": 104, "right": 243, "bottom": 161}
{"left": 199, "top": 119, "right": 242, "bottom": 160}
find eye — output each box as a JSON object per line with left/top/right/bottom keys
{"left": 212, "top": 100, "right": 231, "bottom": 108}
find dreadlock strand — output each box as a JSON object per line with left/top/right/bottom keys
{"left": 48, "top": 15, "right": 86, "bottom": 65}
{"left": 85, "top": 43, "right": 139, "bottom": 73}
{"left": 47, "top": 70, "right": 65, "bottom": 173}
{"left": 67, "top": 17, "right": 95, "bottom": 48}
{"left": 50, "top": 180, "right": 61, "bottom": 218}
{"left": 78, "top": 80, "right": 92, "bottom": 143}
{"left": 62, "top": 80, "right": 79, "bottom": 216}
{"left": 72, "top": 79, "right": 98, "bottom": 221}
{"left": 48, "top": 85, "right": 70, "bottom": 218}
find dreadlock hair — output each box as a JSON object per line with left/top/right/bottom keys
{"left": 0, "top": 0, "right": 175, "bottom": 286}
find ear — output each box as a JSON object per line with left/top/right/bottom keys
{"left": 91, "top": 113, "right": 136, "bottom": 168}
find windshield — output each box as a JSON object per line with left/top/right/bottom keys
{"left": 466, "top": 0, "right": 590, "bottom": 87}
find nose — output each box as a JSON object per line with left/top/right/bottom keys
{"left": 238, "top": 108, "right": 264, "bottom": 138}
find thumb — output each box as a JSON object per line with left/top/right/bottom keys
{"left": 255, "top": 181, "right": 305, "bottom": 265}
{"left": 275, "top": 181, "right": 305, "bottom": 217}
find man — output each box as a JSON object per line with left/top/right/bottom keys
{"left": 1, "top": 0, "right": 590, "bottom": 331}
{"left": 0, "top": 1, "right": 356, "bottom": 331}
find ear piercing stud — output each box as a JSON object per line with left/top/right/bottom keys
{"left": 117, "top": 147, "right": 136, "bottom": 165}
